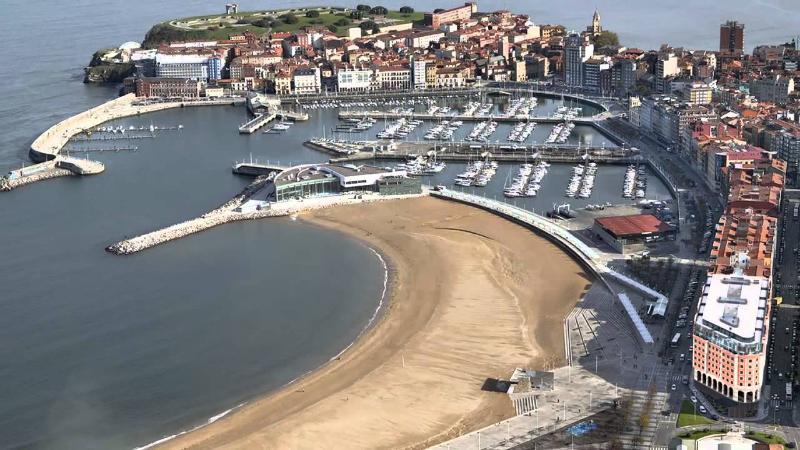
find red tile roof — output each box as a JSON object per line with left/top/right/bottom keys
{"left": 595, "top": 214, "right": 674, "bottom": 238}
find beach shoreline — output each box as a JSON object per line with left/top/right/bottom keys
{"left": 158, "top": 197, "right": 592, "bottom": 449}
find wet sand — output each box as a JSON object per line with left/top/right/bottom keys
{"left": 162, "top": 197, "right": 592, "bottom": 449}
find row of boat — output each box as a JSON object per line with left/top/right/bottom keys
{"left": 623, "top": 164, "right": 648, "bottom": 199}
{"left": 95, "top": 124, "right": 182, "bottom": 133}
{"left": 545, "top": 122, "right": 575, "bottom": 144}
{"left": 466, "top": 120, "right": 498, "bottom": 142}
{"left": 300, "top": 97, "right": 433, "bottom": 110}
{"left": 335, "top": 117, "right": 377, "bottom": 133}
{"left": 454, "top": 159, "right": 498, "bottom": 187}
{"left": 504, "top": 97, "right": 539, "bottom": 118}
{"left": 426, "top": 105, "right": 454, "bottom": 116}
{"left": 376, "top": 118, "right": 423, "bottom": 139}
{"left": 507, "top": 122, "right": 536, "bottom": 143}
{"left": 503, "top": 161, "right": 550, "bottom": 197}
{"left": 394, "top": 155, "right": 446, "bottom": 176}
{"left": 424, "top": 120, "right": 463, "bottom": 140}
{"left": 462, "top": 101, "right": 482, "bottom": 116}
{"left": 552, "top": 106, "right": 582, "bottom": 120}
{"left": 565, "top": 162, "right": 598, "bottom": 198}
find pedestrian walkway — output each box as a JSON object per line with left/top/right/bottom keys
{"left": 431, "top": 365, "right": 622, "bottom": 449}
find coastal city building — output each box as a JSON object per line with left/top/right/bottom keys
{"left": 17, "top": 2, "right": 800, "bottom": 449}
{"left": 134, "top": 77, "right": 202, "bottom": 98}
{"left": 424, "top": 2, "right": 477, "bottom": 28}
{"left": 692, "top": 260, "right": 770, "bottom": 403}
{"left": 749, "top": 75, "right": 795, "bottom": 106}
{"left": 720, "top": 20, "right": 745, "bottom": 56}
{"left": 564, "top": 33, "right": 593, "bottom": 87}
{"left": 692, "top": 155, "right": 784, "bottom": 405}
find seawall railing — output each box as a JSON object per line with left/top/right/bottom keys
{"left": 430, "top": 188, "right": 658, "bottom": 346}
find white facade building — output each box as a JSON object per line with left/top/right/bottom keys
{"left": 155, "top": 53, "right": 216, "bottom": 80}
{"left": 336, "top": 67, "right": 374, "bottom": 92}
{"left": 413, "top": 59, "right": 427, "bottom": 90}
{"left": 292, "top": 67, "right": 321, "bottom": 94}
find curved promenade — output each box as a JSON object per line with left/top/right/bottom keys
{"left": 430, "top": 188, "right": 663, "bottom": 346}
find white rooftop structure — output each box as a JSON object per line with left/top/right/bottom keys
{"left": 118, "top": 41, "right": 141, "bottom": 51}
{"left": 155, "top": 53, "right": 211, "bottom": 65}
{"left": 696, "top": 431, "right": 758, "bottom": 450}
{"left": 696, "top": 273, "right": 769, "bottom": 343}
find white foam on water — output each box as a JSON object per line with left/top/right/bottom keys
{"left": 133, "top": 402, "right": 245, "bottom": 450}
{"left": 133, "top": 247, "right": 389, "bottom": 450}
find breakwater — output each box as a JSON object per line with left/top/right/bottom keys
{"left": 107, "top": 175, "right": 273, "bottom": 254}
{"left": 107, "top": 178, "right": 425, "bottom": 255}
{"left": 0, "top": 166, "right": 73, "bottom": 191}
{"left": 4, "top": 94, "right": 244, "bottom": 192}
{"left": 30, "top": 94, "right": 243, "bottom": 161}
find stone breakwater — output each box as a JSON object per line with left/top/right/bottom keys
{"left": 31, "top": 94, "right": 187, "bottom": 160}
{"left": 106, "top": 185, "right": 426, "bottom": 255}
{"left": 1, "top": 168, "right": 74, "bottom": 191}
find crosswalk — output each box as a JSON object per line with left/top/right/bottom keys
{"left": 511, "top": 394, "right": 538, "bottom": 415}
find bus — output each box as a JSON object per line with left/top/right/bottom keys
{"left": 787, "top": 382, "right": 793, "bottom": 401}
{"left": 671, "top": 333, "right": 681, "bottom": 348}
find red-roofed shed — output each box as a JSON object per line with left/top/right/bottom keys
{"left": 593, "top": 214, "right": 676, "bottom": 253}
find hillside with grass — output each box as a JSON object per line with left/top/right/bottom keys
{"left": 141, "top": 5, "right": 425, "bottom": 47}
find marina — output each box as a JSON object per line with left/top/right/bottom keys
{"left": 4, "top": 85, "right": 667, "bottom": 448}
{"left": 453, "top": 156, "right": 499, "bottom": 187}
{"left": 623, "top": 164, "right": 649, "bottom": 199}
{"left": 503, "top": 161, "right": 550, "bottom": 198}
{"left": 564, "top": 162, "right": 598, "bottom": 199}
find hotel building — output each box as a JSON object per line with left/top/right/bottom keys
{"left": 692, "top": 259, "right": 770, "bottom": 403}
{"left": 692, "top": 161, "right": 783, "bottom": 404}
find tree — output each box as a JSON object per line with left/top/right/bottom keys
{"left": 280, "top": 13, "right": 299, "bottom": 24}
{"left": 253, "top": 18, "right": 272, "bottom": 28}
{"left": 328, "top": 24, "right": 339, "bottom": 33}
{"left": 356, "top": 4, "right": 371, "bottom": 11}
{"left": 359, "top": 20, "right": 377, "bottom": 30}
{"left": 399, "top": 6, "right": 414, "bottom": 13}
{"left": 335, "top": 18, "right": 351, "bottom": 26}
{"left": 305, "top": 10, "right": 320, "bottom": 18}
{"left": 433, "top": 8, "right": 445, "bottom": 13}
{"left": 594, "top": 30, "right": 620, "bottom": 47}
{"left": 350, "top": 10, "right": 364, "bottom": 19}
{"left": 370, "top": 6, "right": 388, "bottom": 15}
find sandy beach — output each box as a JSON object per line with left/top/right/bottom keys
{"left": 162, "top": 196, "right": 592, "bottom": 449}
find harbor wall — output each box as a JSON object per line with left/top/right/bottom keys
{"left": 282, "top": 84, "right": 608, "bottom": 115}
{"left": 107, "top": 184, "right": 425, "bottom": 255}
{"left": 29, "top": 94, "right": 244, "bottom": 161}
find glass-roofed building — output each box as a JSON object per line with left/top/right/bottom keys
{"left": 271, "top": 163, "right": 420, "bottom": 202}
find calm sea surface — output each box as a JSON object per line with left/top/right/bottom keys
{"left": 0, "top": 1, "right": 794, "bottom": 448}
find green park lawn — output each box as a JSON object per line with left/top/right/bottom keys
{"left": 677, "top": 400, "right": 715, "bottom": 427}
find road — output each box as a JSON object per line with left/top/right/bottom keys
{"left": 766, "top": 189, "right": 800, "bottom": 430}
{"left": 598, "top": 117, "right": 800, "bottom": 446}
